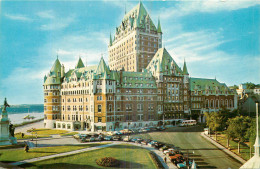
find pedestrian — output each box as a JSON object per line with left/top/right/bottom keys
{"left": 164, "top": 156, "right": 167, "bottom": 163}
{"left": 24, "top": 145, "right": 29, "bottom": 153}
{"left": 21, "top": 133, "right": 24, "bottom": 138}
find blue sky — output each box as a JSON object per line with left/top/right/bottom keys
{"left": 0, "top": 0, "right": 259, "bottom": 104}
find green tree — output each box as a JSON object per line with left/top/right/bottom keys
{"left": 227, "top": 116, "right": 251, "bottom": 153}
{"left": 246, "top": 118, "right": 257, "bottom": 157}
{"left": 205, "top": 112, "right": 223, "bottom": 140}
{"left": 245, "top": 82, "right": 255, "bottom": 89}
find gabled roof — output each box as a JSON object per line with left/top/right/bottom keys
{"left": 146, "top": 48, "right": 183, "bottom": 75}
{"left": 75, "top": 57, "right": 85, "bottom": 69}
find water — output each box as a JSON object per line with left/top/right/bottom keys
{"left": 0, "top": 104, "right": 44, "bottom": 124}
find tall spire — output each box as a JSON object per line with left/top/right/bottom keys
{"left": 110, "top": 32, "right": 113, "bottom": 46}
{"left": 157, "top": 17, "right": 162, "bottom": 33}
{"left": 183, "top": 59, "right": 189, "bottom": 75}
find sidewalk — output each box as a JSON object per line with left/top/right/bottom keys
{"left": 201, "top": 132, "right": 246, "bottom": 164}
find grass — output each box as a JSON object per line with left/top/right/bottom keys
{"left": 0, "top": 144, "right": 26, "bottom": 150}
{"left": 60, "top": 132, "right": 79, "bottom": 136}
{"left": 23, "top": 144, "right": 157, "bottom": 169}
{"left": 213, "top": 133, "right": 252, "bottom": 160}
{"left": 27, "top": 128, "right": 69, "bottom": 135}
{"left": 0, "top": 143, "right": 108, "bottom": 163}
{"left": 14, "top": 133, "right": 50, "bottom": 140}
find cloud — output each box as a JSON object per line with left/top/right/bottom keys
{"left": 39, "top": 15, "right": 75, "bottom": 31}
{"left": 37, "top": 31, "right": 109, "bottom": 72}
{"left": 165, "top": 29, "right": 232, "bottom": 64}
{"left": 5, "top": 13, "right": 33, "bottom": 22}
{"left": 37, "top": 10, "right": 55, "bottom": 19}
{"left": 158, "top": 0, "right": 260, "bottom": 19}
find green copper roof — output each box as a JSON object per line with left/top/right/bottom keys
{"left": 109, "top": 33, "right": 113, "bottom": 46}
{"left": 113, "top": 2, "right": 157, "bottom": 38}
{"left": 96, "top": 57, "right": 110, "bottom": 74}
{"left": 75, "top": 57, "right": 85, "bottom": 69}
{"left": 44, "top": 58, "right": 62, "bottom": 85}
{"left": 157, "top": 18, "right": 162, "bottom": 33}
{"left": 146, "top": 48, "right": 183, "bottom": 75}
{"left": 121, "top": 71, "right": 156, "bottom": 89}
{"left": 183, "top": 60, "right": 189, "bottom": 75}
{"left": 50, "top": 58, "right": 61, "bottom": 74}
{"left": 190, "top": 77, "right": 233, "bottom": 95}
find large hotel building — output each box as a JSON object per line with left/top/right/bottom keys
{"left": 43, "top": 2, "right": 237, "bottom": 131}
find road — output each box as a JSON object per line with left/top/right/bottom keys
{"left": 134, "top": 126, "right": 243, "bottom": 169}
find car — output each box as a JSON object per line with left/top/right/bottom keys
{"left": 113, "top": 135, "right": 121, "bottom": 141}
{"left": 141, "top": 139, "right": 151, "bottom": 145}
{"left": 104, "top": 136, "right": 113, "bottom": 141}
{"left": 90, "top": 136, "right": 95, "bottom": 142}
{"left": 123, "top": 136, "right": 131, "bottom": 142}
{"left": 131, "top": 137, "right": 138, "bottom": 142}
{"left": 114, "top": 131, "right": 123, "bottom": 135}
{"left": 95, "top": 135, "right": 104, "bottom": 141}
{"left": 73, "top": 134, "right": 81, "bottom": 139}
{"left": 106, "top": 131, "right": 114, "bottom": 136}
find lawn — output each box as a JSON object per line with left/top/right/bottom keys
{"left": 27, "top": 128, "right": 69, "bottom": 135}
{"left": 24, "top": 144, "right": 157, "bottom": 169}
{"left": 60, "top": 132, "right": 79, "bottom": 136}
{"left": 214, "top": 134, "right": 252, "bottom": 160}
{"left": 0, "top": 143, "right": 108, "bottom": 163}
{"left": 15, "top": 133, "right": 50, "bottom": 140}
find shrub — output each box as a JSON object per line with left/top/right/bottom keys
{"left": 96, "top": 157, "right": 119, "bottom": 167}
{"left": 149, "top": 152, "right": 165, "bottom": 169}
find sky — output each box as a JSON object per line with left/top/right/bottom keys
{"left": 0, "top": 0, "right": 259, "bottom": 105}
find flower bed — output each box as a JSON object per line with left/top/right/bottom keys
{"left": 96, "top": 157, "right": 119, "bottom": 167}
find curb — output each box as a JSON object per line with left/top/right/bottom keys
{"left": 201, "top": 132, "right": 246, "bottom": 164}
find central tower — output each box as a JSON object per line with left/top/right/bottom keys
{"left": 108, "top": 2, "right": 162, "bottom": 72}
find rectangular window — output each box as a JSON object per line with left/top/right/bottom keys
{"left": 98, "top": 105, "right": 102, "bottom": 112}
{"left": 98, "top": 117, "right": 102, "bottom": 122}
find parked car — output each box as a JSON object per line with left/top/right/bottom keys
{"left": 123, "top": 136, "right": 131, "bottom": 142}
{"left": 95, "top": 135, "right": 104, "bottom": 141}
{"left": 73, "top": 134, "right": 81, "bottom": 139}
{"left": 141, "top": 139, "right": 151, "bottom": 145}
{"left": 114, "top": 131, "right": 123, "bottom": 135}
{"left": 90, "top": 136, "right": 95, "bottom": 142}
{"left": 112, "top": 135, "right": 121, "bottom": 141}
{"left": 104, "top": 136, "right": 113, "bottom": 141}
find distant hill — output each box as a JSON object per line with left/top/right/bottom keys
{"left": 0, "top": 104, "right": 44, "bottom": 114}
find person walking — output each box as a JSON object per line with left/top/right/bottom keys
{"left": 164, "top": 156, "right": 167, "bottom": 163}
{"left": 24, "top": 145, "right": 29, "bottom": 153}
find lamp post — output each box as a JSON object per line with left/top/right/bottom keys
{"left": 36, "top": 132, "right": 38, "bottom": 147}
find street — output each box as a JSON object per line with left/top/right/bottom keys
{"left": 138, "top": 126, "right": 242, "bottom": 169}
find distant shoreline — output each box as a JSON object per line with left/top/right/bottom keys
{"left": 14, "top": 118, "right": 44, "bottom": 128}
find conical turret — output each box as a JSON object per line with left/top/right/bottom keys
{"left": 183, "top": 59, "right": 189, "bottom": 75}
{"left": 109, "top": 32, "right": 113, "bottom": 46}
{"left": 157, "top": 17, "right": 162, "bottom": 33}
{"left": 75, "top": 57, "right": 85, "bottom": 69}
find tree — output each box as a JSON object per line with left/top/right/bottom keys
{"left": 246, "top": 118, "right": 256, "bottom": 158}
{"left": 226, "top": 116, "right": 251, "bottom": 153}
{"left": 245, "top": 82, "right": 255, "bottom": 89}
{"left": 205, "top": 112, "right": 223, "bottom": 140}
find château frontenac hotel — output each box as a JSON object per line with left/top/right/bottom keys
{"left": 43, "top": 2, "right": 237, "bottom": 132}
